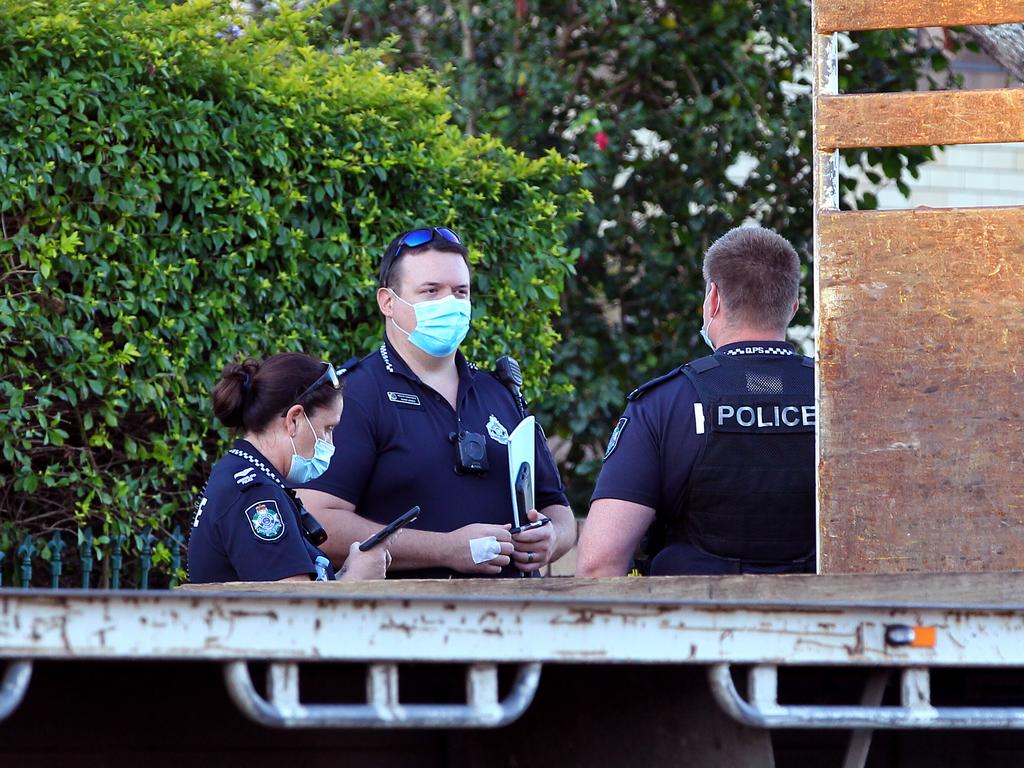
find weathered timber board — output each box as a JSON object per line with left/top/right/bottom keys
{"left": 817, "top": 207, "right": 1024, "bottom": 573}
{"left": 817, "top": 90, "right": 1024, "bottom": 150}
{"left": 178, "top": 571, "right": 1024, "bottom": 607}
{"left": 816, "top": 0, "right": 1024, "bottom": 32}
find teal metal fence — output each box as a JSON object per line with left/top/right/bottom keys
{"left": 0, "top": 525, "right": 185, "bottom": 590}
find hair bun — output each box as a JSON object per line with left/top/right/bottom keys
{"left": 212, "top": 358, "right": 260, "bottom": 429}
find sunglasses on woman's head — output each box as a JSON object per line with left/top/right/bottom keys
{"left": 289, "top": 362, "right": 340, "bottom": 412}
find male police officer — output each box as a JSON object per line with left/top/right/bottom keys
{"left": 576, "top": 226, "right": 815, "bottom": 576}
{"left": 298, "top": 227, "right": 576, "bottom": 577}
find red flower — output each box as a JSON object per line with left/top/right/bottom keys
{"left": 594, "top": 130, "right": 609, "bottom": 151}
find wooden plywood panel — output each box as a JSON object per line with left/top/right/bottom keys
{"left": 816, "top": 0, "right": 1024, "bottom": 32}
{"left": 818, "top": 207, "right": 1024, "bottom": 573}
{"left": 817, "top": 90, "right": 1024, "bottom": 150}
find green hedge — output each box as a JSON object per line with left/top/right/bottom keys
{"left": 0, "top": 0, "right": 587, "bottom": 583}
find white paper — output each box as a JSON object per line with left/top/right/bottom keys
{"left": 507, "top": 415, "right": 535, "bottom": 527}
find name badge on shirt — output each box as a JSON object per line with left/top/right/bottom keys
{"left": 387, "top": 392, "right": 421, "bottom": 407}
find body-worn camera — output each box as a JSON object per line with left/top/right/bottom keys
{"left": 450, "top": 430, "right": 489, "bottom": 475}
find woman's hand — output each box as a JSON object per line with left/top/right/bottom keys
{"left": 337, "top": 531, "right": 400, "bottom": 580}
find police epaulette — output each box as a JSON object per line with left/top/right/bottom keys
{"left": 336, "top": 355, "right": 364, "bottom": 378}
{"left": 801, "top": 356, "right": 814, "bottom": 369}
{"left": 686, "top": 355, "right": 721, "bottom": 374}
{"left": 627, "top": 365, "right": 688, "bottom": 401}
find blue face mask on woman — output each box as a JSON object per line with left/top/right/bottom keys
{"left": 286, "top": 413, "right": 335, "bottom": 484}
{"left": 389, "top": 289, "right": 471, "bottom": 358}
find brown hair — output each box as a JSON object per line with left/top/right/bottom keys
{"left": 702, "top": 227, "right": 801, "bottom": 331}
{"left": 378, "top": 228, "right": 470, "bottom": 290}
{"left": 211, "top": 353, "right": 341, "bottom": 434}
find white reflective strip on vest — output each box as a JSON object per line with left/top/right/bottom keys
{"left": 694, "top": 403, "right": 705, "bottom": 435}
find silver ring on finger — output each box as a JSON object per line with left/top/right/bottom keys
{"left": 527, "top": 551, "right": 535, "bottom": 563}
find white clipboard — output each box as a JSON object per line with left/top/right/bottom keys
{"left": 507, "top": 415, "right": 535, "bottom": 527}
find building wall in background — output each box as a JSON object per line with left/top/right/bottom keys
{"left": 877, "top": 48, "right": 1024, "bottom": 210}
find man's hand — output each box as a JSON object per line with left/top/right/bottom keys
{"left": 444, "top": 523, "right": 514, "bottom": 575}
{"left": 511, "top": 509, "right": 556, "bottom": 573}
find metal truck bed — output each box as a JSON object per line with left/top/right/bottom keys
{"left": 3, "top": 574, "right": 1024, "bottom": 766}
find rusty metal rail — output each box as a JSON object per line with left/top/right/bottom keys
{"left": 224, "top": 661, "right": 542, "bottom": 729}
{"left": 709, "top": 664, "right": 1024, "bottom": 730}
{"left": 0, "top": 662, "right": 31, "bottom": 723}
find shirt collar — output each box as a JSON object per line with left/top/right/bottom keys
{"left": 233, "top": 439, "right": 279, "bottom": 477}
{"left": 380, "top": 337, "right": 477, "bottom": 384}
{"left": 716, "top": 340, "right": 798, "bottom": 357}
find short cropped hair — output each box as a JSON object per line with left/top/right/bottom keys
{"left": 702, "top": 227, "right": 801, "bottom": 330}
{"left": 378, "top": 229, "right": 470, "bottom": 290}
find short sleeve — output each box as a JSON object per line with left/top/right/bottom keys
{"left": 301, "top": 391, "right": 376, "bottom": 505}
{"left": 534, "top": 421, "right": 570, "bottom": 510}
{"left": 217, "top": 484, "right": 315, "bottom": 581}
{"left": 591, "top": 399, "right": 663, "bottom": 509}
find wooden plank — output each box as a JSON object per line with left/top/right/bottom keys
{"left": 817, "top": 90, "right": 1024, "bottom": 150}
{"left": 815, "top": 0, "right": 1024, "bottom": 33}
{"left": 178, "top": 571, "right": 1024, "bottom": 606}
{"left": 817, "top": 206, "right": 1024, "bottom": 573}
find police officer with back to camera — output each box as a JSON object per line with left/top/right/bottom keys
{"left": 298, "top": 226, "right": 576, "bottom": 578}
{"left": 576, "top": 226, "right": 815, "bottom": 576}
{"left": 188, "top": 353, "right": 390, "bottom": 583}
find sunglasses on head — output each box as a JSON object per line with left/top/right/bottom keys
{"left": 397, "top": 227, "right": 462, "bottom": 253}
{"left": 291, "top": 362, "right": 341, "bottom": 408}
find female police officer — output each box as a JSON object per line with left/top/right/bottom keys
{"left": 187, "top": 353, "right": 389, "bottom": 582}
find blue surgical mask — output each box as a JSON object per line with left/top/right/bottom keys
{"left": 287, "top": 413, "right": 334, "bottom": 484}
{"left": 389, "top": 289, "right": 471, "bottom": 358}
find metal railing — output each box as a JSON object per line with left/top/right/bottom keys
{"left": 0, "top": 524, "right": 184, "bottom": 590}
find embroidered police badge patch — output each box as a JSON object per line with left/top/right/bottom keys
{"left": 245, "top": 499, "right": 285, "bottom": 541}
{"left": 486, "top": 414, "right": 510, "bottom": 445}
{"left": 604, "top": 417, "right": 629, "bottom": 460}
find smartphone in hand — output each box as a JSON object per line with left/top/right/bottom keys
{"left": 358, "top": 506, "right": 420, "bottom": 551}
{"left": 514, "top": 461, "right": 533, "bottom": 524}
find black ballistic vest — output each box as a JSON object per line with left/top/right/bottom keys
{"left": 669, "top": 352, "right": 816, "bottom": 566}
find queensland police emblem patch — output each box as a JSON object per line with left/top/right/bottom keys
{"left": 245, "top": 499, "right": 285, "bottom": 541}
{"left": 604, "top": 417, "right": 629, "bottom": 460}
{"left": 486, "top": 414, "right": 511, "bottom": 445}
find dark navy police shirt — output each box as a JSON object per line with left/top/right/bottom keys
{"left": 188, "top": 440, "right": 334, "bottom": 583}
{"left": 302, "top": 338, "right": 568, "bottom": 578}
{"left": 592, "top": 341, "right": 808, "bottom": 574}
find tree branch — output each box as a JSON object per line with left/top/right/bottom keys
{"left": 966, "top": 24, "right": 1024, "bottom": 83}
